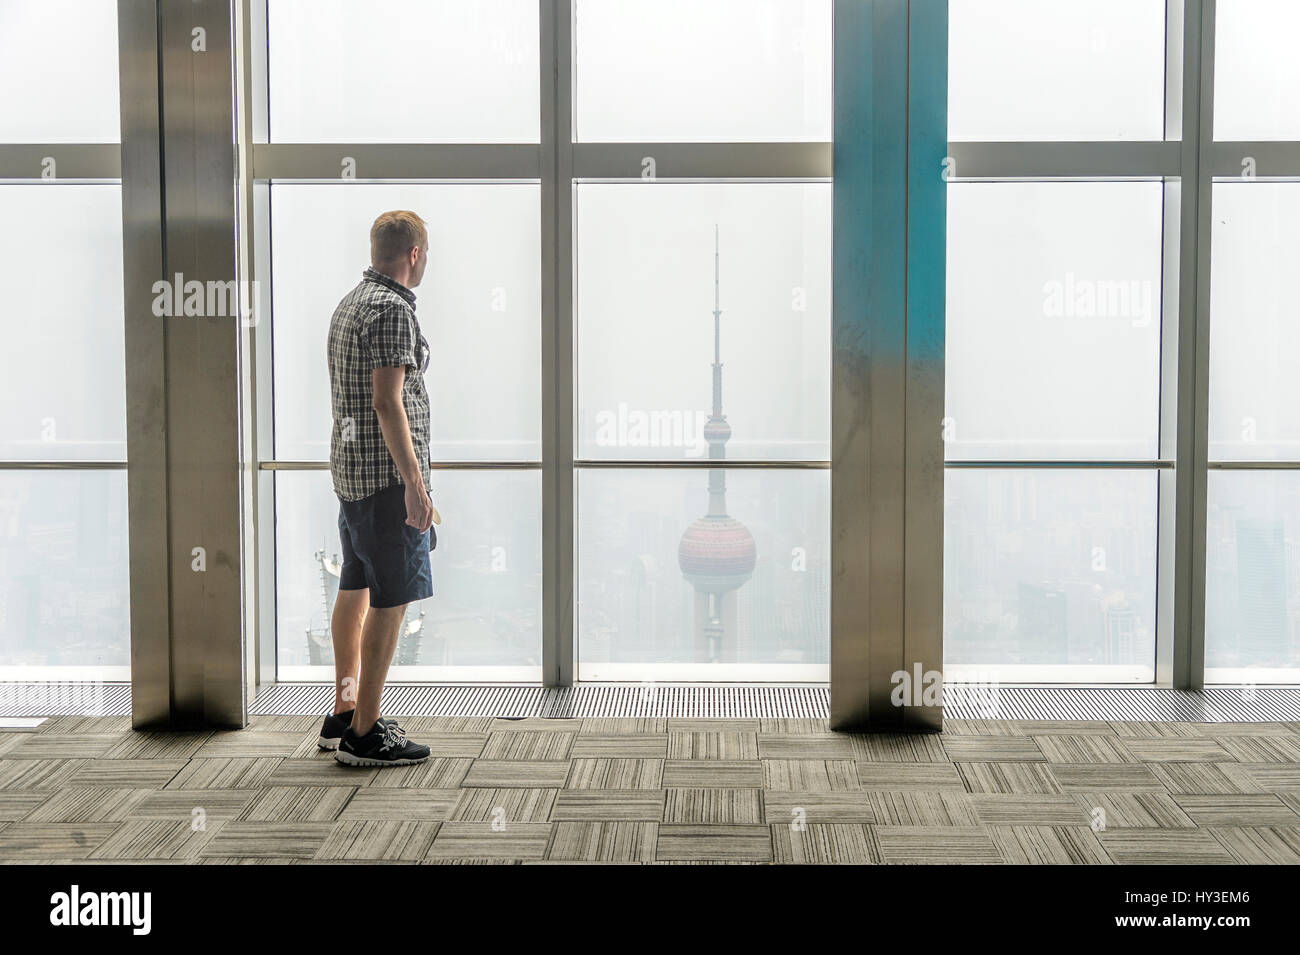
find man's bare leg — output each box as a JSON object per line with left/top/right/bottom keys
{"left": 353, "top": 603, "right": 408, "bottom": 735}
{"left": 331, "top": 588, "right": 369, "bottom": 715}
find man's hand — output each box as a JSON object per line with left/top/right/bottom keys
{"left": 405, "top": 483, "right": 434, "bottom": 533}
{"left": 372, "top": 364, "right": 432, "bottom": 532}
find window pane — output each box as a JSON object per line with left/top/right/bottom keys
{"left": 275, "top": 469, "right": 542, "bottom": 679}
{"left": 946, "top": 182, "right": 1162, "bottom": 461}
{"left": 0, "top": 185, "right": 125, "bottom": 461}
{"left": 1206, "top": 471, "right": 1300, "bottom": 682}
{"left": 1214, "top": 0, "right": 1300, "bottom": 141}
{"left": 0, "top": 0, "right": 120, "bottom": 142}
{"left": 944, "top": 469, "right": 1157, "bottom": 683}
{"left": 948, "top": 0, "right": 1165, "bottom": 141}
{"left": 0, "top": 470, "right": 130, "bottom": 676}
{"left": 1208, "top": 183, "right": 1300, "bottom": 462}
{"left": 575, "top": 183, "right": 831, "bottom": 461}
{"left": 270, "top": 183, "right": 541, "bottom": 462}
{"left": 577, "top": 468, "right": 829, "bottom": 681}
{"left": 574, "top": 0, "right": 832, "bottom": 142}
{"left": 267, "top": 0, "right": 539, "bottom": 143}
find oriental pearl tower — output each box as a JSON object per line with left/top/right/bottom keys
{"left": 677, "top": 225, "right": 757, "bottom": 663}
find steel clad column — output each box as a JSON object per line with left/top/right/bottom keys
{"left": 831, "top": 0, "right": 946, "bottom": 730}
{"left": 119, "top": 0, "right": 170, "bottom": 727}
{"left": 119, "top": 0, "right": 248, "bottom": 727}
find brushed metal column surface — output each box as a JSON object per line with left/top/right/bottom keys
{"left": 158, "top": 0, "right": 247, "bottom": 725}
{"left": 864, "top": 0, "right": 909, "bottom": 725}
{"left": 119, "top": 0, "right": 171, "bottom": 728}
{"left": 832, "top": 0, "right": 945, "bottom": 730}
{"left": 903, "top": 0, "right": 947, "bottom": 731}
{"left": 831, "top": 0, "right": 876, "bottom": 729}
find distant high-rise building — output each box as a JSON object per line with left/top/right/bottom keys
{"left": 308, "top": 549, "right": 425, "bottom": 666}
{"left": 1102, "top": 603, "right": 1140, "bottom": 667}
{"left": 1235, "top": 517, "right": 1288, "bottom": 665}
{"left": 678, "top": 226, "right": 756, "bottom": 662}
{"left": 1017, "top": 582, "right": 1067, "bottom": 663}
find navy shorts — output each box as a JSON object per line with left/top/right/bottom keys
{"left": 337, "top": 484, "right": 434, "bottom": 609}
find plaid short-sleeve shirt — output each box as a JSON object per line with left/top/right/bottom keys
{"left": 328, "top": 267, "right": 431, "bottom": 502}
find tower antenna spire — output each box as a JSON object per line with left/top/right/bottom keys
{"left": 712, "top": 223, "right": 723, "bottom": 419}
{"left": 678, "top": 224, "right": 756, "bottom": 665}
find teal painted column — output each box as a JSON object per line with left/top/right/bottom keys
{"left": 831, "top": 0, "right": 947, "bottom": 731}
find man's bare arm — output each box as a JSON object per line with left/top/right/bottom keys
{"left": 372, "top": 365, "right": 433, "bottom": 531}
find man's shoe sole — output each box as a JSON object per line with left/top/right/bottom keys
{"left": 318, "top": 736, "right": 342, "bottom": 751}
{"left": 334, "top": 749, "right": 430, "bottom": 768}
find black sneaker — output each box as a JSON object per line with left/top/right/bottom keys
{"left": 317, "top": 708, "right": 354, "bottom": 751}
{"left": 335, "top": 718, "right": 430, "bottom": 767}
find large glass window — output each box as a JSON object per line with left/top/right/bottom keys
{"left": 275, "top": 470, "right": 541, "bottom": 681}
{"left": 948, "top": 0, "right": 1166, "bottom": 142}
{"left": 573, "top": 0, "right": 831, "bottom": 142}
{"left": 266, "top": 0, "right": 539, "bottom": 143}
{"left": 257, "top": 1, "right": 833, "bottom": 682}
{"left": 0, "top": 0, "right": 121, "bottom": 143}
{"left": 0, "top": 186, "right": 126, "bottom": 462}
{"left": 945, "top": 469, "right": 1157, "bottom": 683}
{"left": 0, "top": 2, "right": 127, "bottom": 678}
{"left": 251, "top": 1, "right": 1295, "bottom": 689}
{"left": 1205, "top": 471, "right": 1300, "bottom": 682}
{"left": 571, "top": 4, "right": 833, "bottom": 680}
{"left": 945, "top": 178, "right": 1165, "bottom": 680}
{"left": 270, "top": 183, "right": 542, "bottom": 463}
{"left": 577, "top": 468, "right": 829, "bottom": 681}
{"left": 1207, "top": 183, "right": 1300, "bottom": 462}
{"left": 574, "top": 182, "right": 831, "bottom": 462}
{"left": 0, "top": 471, "right": 130, "bottom": 679}
{"left": 262, "top": 1, "right": 547, "bottom": 679}
{"left": 1205, "top": 181, "right": 1300, "bottom": 680}
{"left": 944, "top": 5, "right": 1168, "bottom": 683}
{"left": 266, "top": 189, "right": 543, "bottom": 678}
{"left": 946, "top": 181, "right": 1162, "bottom": 461}
{"left": 1213, "top": 0, "right": 1300, "bottom": 141}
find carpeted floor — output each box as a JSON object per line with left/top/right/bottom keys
{"left": 2, "top": 714, "right": 1299, "bottom": 864}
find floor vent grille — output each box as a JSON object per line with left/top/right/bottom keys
{"left": 0, "top": 682, "right": 132, "bottom": 718}
{"left": 3, "top": 682, "right": 1299, "bottom": 722}
{"left": 250, "top": 683, "right": 834, "bottom": 719}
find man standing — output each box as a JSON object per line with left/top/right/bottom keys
{"left": 320, "top": 210, "right": 435, "bottom": 767}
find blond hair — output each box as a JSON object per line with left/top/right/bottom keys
{"left": 370, "top": 210, "right": 428, "bottom": 266}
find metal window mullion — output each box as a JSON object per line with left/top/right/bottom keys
{"left": 1155, "top": 0, "right": 1193, "bottom": 688}
{"left": 944, "top": 460, "right": 1172, "bottom": 469}
{"left": 0, "top": 461, "right": 129, "bottom": 469}
{"left": 1209, "top": 461, "right": 1300, "bottom": 470}
{"left": 243, "top": 0, "right": 277, "bottom": 692}
{"left": 1170, "top": 0, "right": 1217, "bottom": 690}
{"left": 572, "top": 141, "right": 831, "bottom": 179}
{"left": 574, "top": 460, "right": 831, "bottom": 469}
{"left": 1205, "top": 141, "right": 1300, "bottom": 178}
{"left": 540, "top": 0, "right": 575, "bottom": 686}
{"left": 0, "top": 144, "right": 121, "bottom": 179}
{"left": 250, "top": 143, "right": 541, "bottom": 181}
{"left": 943, "top": 141, "right": 1181, "bottom": 180}
{"left": 259, "top": 461, "right": 544, "bottom": 470}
